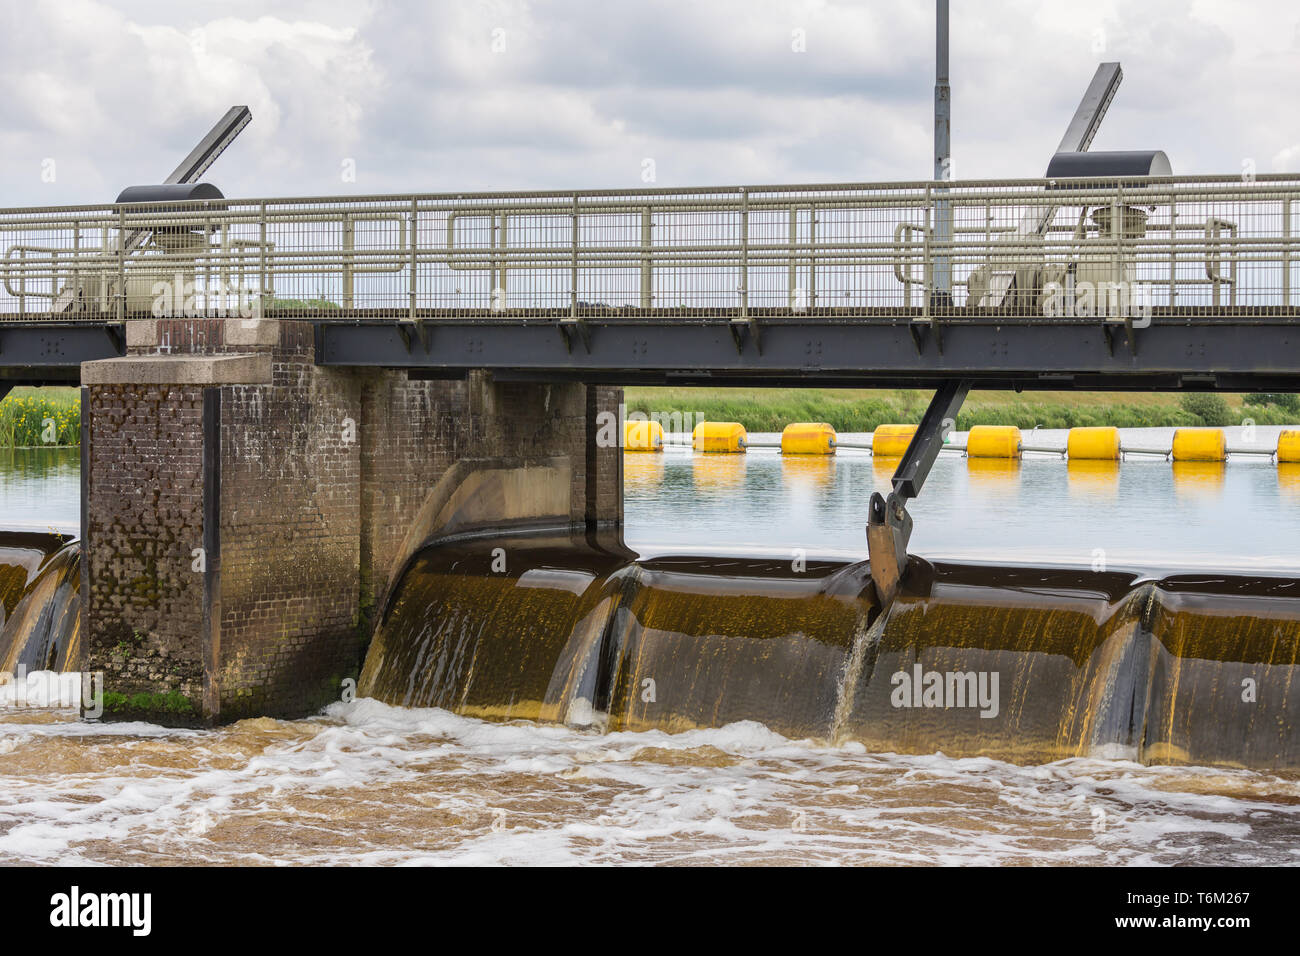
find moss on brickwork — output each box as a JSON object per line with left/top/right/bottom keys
{"left": 99, "top": 690, "right": 203, "bottom": 725}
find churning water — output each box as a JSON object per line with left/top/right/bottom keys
{"left": 0, "top": 433, "right": 1298, "bottom": 866}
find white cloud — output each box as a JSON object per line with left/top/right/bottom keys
{"left": 1, "top": 0, "right": 1298, "bottom": 205}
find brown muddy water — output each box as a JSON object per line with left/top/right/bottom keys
{"left": 0, "top": 435, "right": 1298, "bottom": 865}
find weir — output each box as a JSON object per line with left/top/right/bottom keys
{"left": 0, "top": 59, "right": 1296, "bottom": 766}
{"left": 356, "top": 529, "right": 1300, "bottom": 770}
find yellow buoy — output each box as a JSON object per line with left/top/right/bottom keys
{"left": 967, "top": 425, "right": 1022, "bottom": 458}
{"left": 1067, "top": 426, "right": 1120, "bottom": 460}
{"left": 871, "top": 424, "right": 917, "bottom": 458}
{"left": 624, "top": 419, "right": 664, "bottom": 452}
{"left": 693, "top": 421, "right": 747, "bottom": 453}
{"left": 1277, "top": 430, "right": 1300, "bottom": 464}
{"left": 1171, "top": 428, "right": 1226, "bottom": 462}
{"left": 781, "top": 422, "right": 836, "bottom": 455}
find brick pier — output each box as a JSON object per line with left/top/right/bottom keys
{"left": 79, "top": 318, "right": 621, "bottom": 725}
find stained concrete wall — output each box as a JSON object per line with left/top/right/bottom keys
{"left": 81, "top": 318, "right": 622, "bottom": 725}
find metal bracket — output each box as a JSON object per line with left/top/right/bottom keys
{"left": 397, "top": 320, "right": 432, "bottom": 354}
{"left": 1123, "top": 315, "right": 1138, "bottom": 356}
{"left": 559, "top": 318, "right": 591, "bottom": 354}
{"left": 1102, "top": 322, "right": 1116, "bottom": 356}
{"left": 909, "top": 321, "right": 928, "bottom": 354}
{"left": 866, "top": 490, "right": 912, "bottom": 606}
{"left": 729, "top": 318, "right": 762, "bottom": 355}
{"left": 105, "top": 325, "right": 124, "bottom": 353}
{"left": 866, "top": 378, "right": 971, "bottom": 605}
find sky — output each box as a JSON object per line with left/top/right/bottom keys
{"left": 2, "top": 0, "right": 1299, "bottom": 205}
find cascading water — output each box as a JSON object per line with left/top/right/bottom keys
{"left": 0, "top": 531, "right": 81, "bottom": 674}
{"left": 5, "top": 522, "right": 1299, "bottom": 770}
{"left": 360, "top": 528, "right": 1300, "bottom": 770}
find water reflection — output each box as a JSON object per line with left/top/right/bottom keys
{"left": 1066, "top": 459, "right": 1121, "bottom": 499}
{"left": 965, "top": 456, "right": 1022, "bottom": 493}
{"left": 691, "top": 452, "right": 748, "bottom": 492}
{"left": 628, "top": 439, "right": 1300, "bottom": 570}
{"left": 1171, "top": 460, "right": 1227, "bottom": 500}
{"left": 622, "top": 452, "right": 666, "bottom": 492}
{"left": 1278, "top": 463, "right": 1300, "bottom": 500}
{"left": 0, "top": 448, "right": 79, "bottom": 531}
{"left": 780, "top": 455, "right": 836, "bottom": 493}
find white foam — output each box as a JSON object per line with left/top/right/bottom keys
{"left": 0, "top": 699, "right": 1295, "bottom": 866}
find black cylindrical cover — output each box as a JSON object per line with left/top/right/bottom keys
{"left": 115, "top": 183, "right": 225, "bottom": 204}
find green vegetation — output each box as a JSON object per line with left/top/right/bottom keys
{"left": 1247, "top": 392, "right": 1300, "bottom": 413}
{"left": 0, "top": 387, "right": 80, "bottom": 447}
{"left": 262, "top": 296, "right": 341, "bottom": 311}
{"left": 624, "top": 387, "right": 1300, "bottom": 432}
{"left": 3, "top": 385, "right": 1297, "bottom": 451}
{"left": 101, "top": 690, "right": 196, "bottom": 716}
{"left": 1179, "top": 393, "right": 1233, "bottom": 427}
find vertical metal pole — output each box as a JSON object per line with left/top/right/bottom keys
{"left": 342, "top": 214, "right": 355, "bottom": 310}
{"left": 204, "top": 211, "right": 213, "bottom": 314}
{"left": 259, "top": 202, "right": 269, "bottom": 303}
{"left": 496, "top": 211, "right": 508, "bottom": 306}
{"left": 1283, "top": 197, "right": 1291, "bottom": 308}
{"left": 922, "top": 187, "right": 932, "bottom": 319}
{"left": 740, "top": 188, "right": 749, "bottom": 319}
{"left": 1111, "top": 192, "right": 1122, "bottom": 317}
{"left": 220, "top": 221, "right": 230, "bottom": 313}
{"left": 409, "top": 198, "right": 418, "bottom": 320}
{"left": 1168, "top": 192, "right": 1177, "bottom": 308}
{"left": 571, "top": 195, "right": 579, "bottom": 317}
{"left": 640, "top": 206, "right": 653, "bottom": 309}
{"left": 809, "top": 204, "right": 817, "bottom": 308}
{"left": 71, "top": 221, "right": 80, "bottom": 315}
{"left": 933, "top": 0, "right": 952, "bottom": 308}
{"left": 788, "top": 208, "right": 798, "bottom": 310}
{"left": 117, "top": 207, "right": 126, "bottom": 322}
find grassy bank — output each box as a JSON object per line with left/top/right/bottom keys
{"left": 4, "top": 385, "right": 1297, "bottom": 448}
{"left": 623, "top": 387, "right": 1300, "bottom": 432}
{"left": 0, "top": 387, "right": 80, "bottom": 447}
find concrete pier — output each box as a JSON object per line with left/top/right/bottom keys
{"left": 79, "top": 318, "right": 621, "bottom": 725}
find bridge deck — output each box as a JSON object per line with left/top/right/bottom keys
{"left": 2, "top": 174, "right": 1299, "bottom": 389}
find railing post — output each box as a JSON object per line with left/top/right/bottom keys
{"left": 219, "top": 220, "right": 230, "bottom": 315}
{"left": 496, "top": 211, "right": 508, "bottom": 309}
{"left": 922, "top": 185, "right": 932, "bottom": 319}
{"left": 1284, "top": 197, "right": 1292, "bottom": 308}
{"left": 49, "top": 248, "right": 58, "bottom": 319}
{"left": 70, "top": 221, "right": 80, "bottom": 316}
{"left": 571, "top": 194, "right": 579, "bottom": 317}
{"left": 259, "top": 202, "right": 269, "bottom": 304}
{"left": 16, "top": 248, "right": 24, "bottom": 318}
{"left": 788, "top": 207, "right": 798, "bottom": 311}
{"left": 1111, "top": 186, "right": 1123, "bottom": 318}
{"left": 343, "top": 213, "right": 355, "bottom": 310}
{"left": 204, "top": 210, "right": 213, "bottom": 315}
{"left": 739, "top": 187, "right": 749, "bottom": 319}
{"left": 117, "top": 206, "right": 126, "bottom": 323}
{"left": 409, "top": 197, "right": 418, "bottom": 320}
{"left": 1168, "top": 191, "right": 1177, "bottom": 308}
{"left": 640, "top": 205, "right": 653, "bottom": 309}
{"left": 809, "top": 203, "right": 817, "bottom": 309}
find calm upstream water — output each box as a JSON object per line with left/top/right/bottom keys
{"left": 0, "top": 427, "right": 1298, "bottom": 866}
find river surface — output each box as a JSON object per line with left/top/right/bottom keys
{"left": 0, "top": 428, "right": 1298, "bottom": 866}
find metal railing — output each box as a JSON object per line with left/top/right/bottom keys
{"left": 1, "top": 174, "right": 1298, "bottom": 323}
